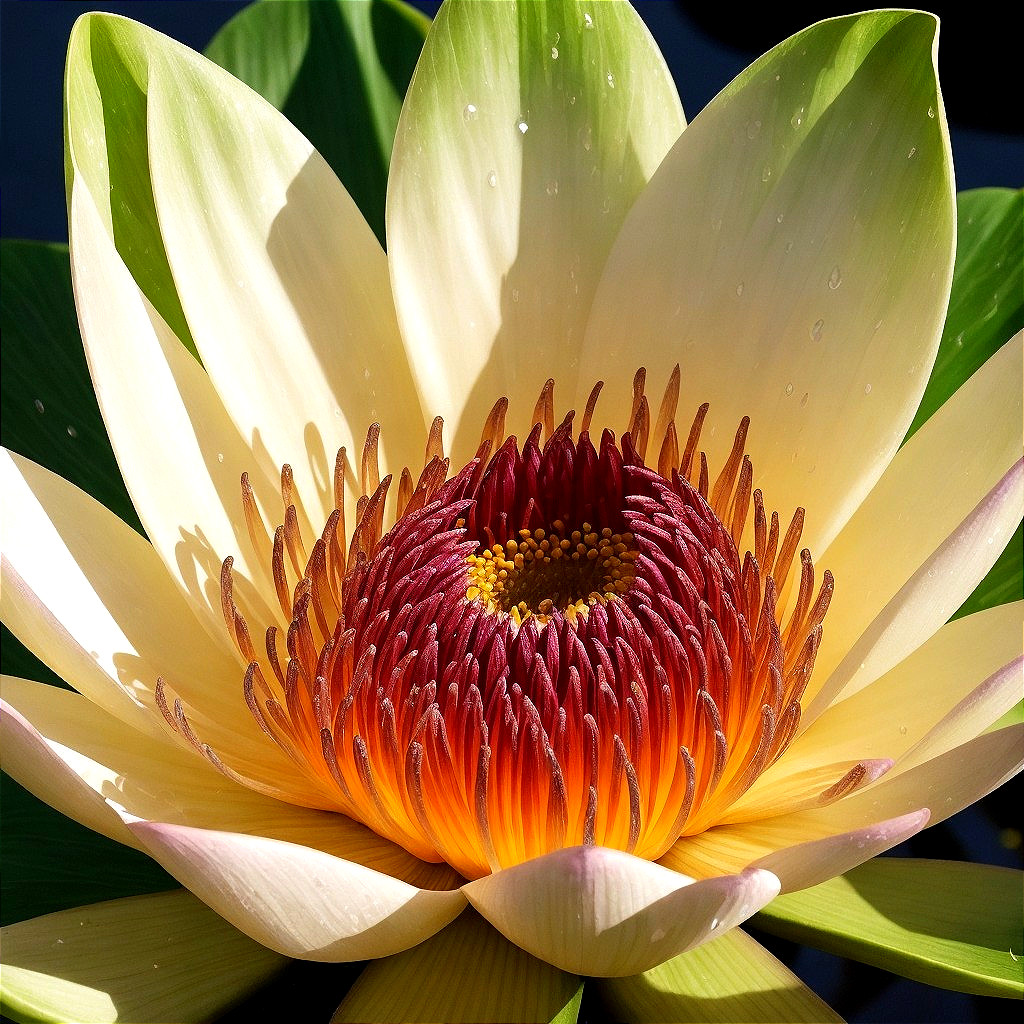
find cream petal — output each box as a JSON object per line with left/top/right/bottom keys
{"left": 781, "top": 602, "right": 1022, "bottom": 770}
{"left": 583, "top": 12, "right": 954, "bottom": 552}
{"left": 893, "top": 657, "right": 1024, "bottom": 773}
{"left": 387, "top": 0, "right": 684, "bottom": 460}
{"left": 69, "top": 176, "right": 278, "bottom": 638}
{"left": 661, "top": 809, "right": 929, "bottom": 892}
{"left": 0, "top": 447, "right": 287, "bottom": 765}
{"left": 0, "top": 676, "right": 459, "bottom": 891}
{"left": 597, "top": 927, "right": 843, "bottom": 1023}
{"left": 806, "top": 459, "right": 1024, "bottom": 717}
{"left": 142, "top": 18, "right": 424, "bottom": 527}
{"left": 464, "top": 845, "right": 779, "bottom": 977}
{"left": 749, "top": 810, "right": 930, "bottom": 892}
{"left": 127, "top": 820, "right": 467, "bottom": 961}
{"left": 717, "top": 758, "right": 892, "bottom": 825}
{"left": 812, "top": 334, "right": 1023, "bottom": 689}
{"left": 0, "top": 890, "right": 285, "bottom": 1024}
{"left": 663, "top": 727, "right": 1023, "bottom": 888}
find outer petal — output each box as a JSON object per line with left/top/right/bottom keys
{"left": 332, "top": 909, "right": 583, "bottom": 1024}
{"left": 665, "top": 725, "right": 1022, "bottom": 891}
{"left": 663, "top": 810, "right": 929, "bottom": 894}
{"left": 69, "top": 168, "right": 278, "bottom": 638}
{"left": 583, "top": 11, "right": 954, "bottom": 552}
{"left": 806, "top": 459, "right": 1023, "bottom": 717}
{"left": 126, "top": 820, "right": 467, "bottom": 961}
{"left": 812, "top": 334, "right": 1023, "bottom": 689}
{"left": 0, "top": 890, "right": 286, "bottom": 1024}
{"left": 597, "top": 927, "right": 843, "bottom": 1023}
{"left": 141, "top": 14, "right": 425, "bottom": 526}
{"left": 0, "top": 448, "right": 293, "bottom": 777}
{"left": 387, "top": 0, "right": 684, "bottom": 459}
{"left": 747, "top": 603, "right": 1022, "bottom": 789}
{"left": 0, "top": 676, "right": 460, "bottom": 891}
{"left": 464, "top": 845, "right": 779, "bottom": 976}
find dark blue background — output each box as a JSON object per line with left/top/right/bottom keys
{"left": 1, "top": 2, "right": 1021, "bottom": 1023}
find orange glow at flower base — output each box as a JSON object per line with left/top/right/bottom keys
{"left": 155, "top": 372, "right": 842, "bottom": 881}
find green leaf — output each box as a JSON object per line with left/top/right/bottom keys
{"left": 332, "top": 910, "right": 583, "bottom": 1023}
{"left": 907, "top": 187, "right": 1024, "bottom": 438}
{"left": 595, "top": 927, "right": 842, "bottom": 1023}
{"left": 755, "top": 858, "right": 1024, "bottom": 997}
{"left": 0, "top": 889, "right": 286, "bottom": 1024}
{"left": 65, "top": 15, "right": 197, "bottom": 358}
{"left": 0, "top": 240, "right": 140, "bottom": 534}
{"left": 954, "top": 520, "right": 1023, "bottom": 620}
{"left": 204, "top": 0, "right": 429, "bottom": 247}
{"left": 0, "top": 772, "right": 174, "bottom": 928}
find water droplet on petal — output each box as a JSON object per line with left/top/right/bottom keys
{"left": 863, "top": 383, "right": 872, "bottom": 395}
{"left": 517, "top": 119, "right": 529, "bottom": 135}
{"left": 66, "top": 425, "right": 78, "bottom": 438}
{"left": 364, "top": 367, "right": 372, "bottom": 380}
{"left": 800, "top": 392, "right": 809, "bottom": 407}
{"left": 463, "top": 103, "right": 478, "bottom": 122}
{"left": 487, "top": 171, "right": 498, "bottom": 188}
{"left": 34, "top": 398, "right": 44, "bottom": 414}
{"left": 606, "top": 71, "right": 615, "bottom": 88}
{"left": 545, "top": 180, "right": 559, "bottom": 197}
{"left": 927, "top": 105, "right": 935, "bottom": 118}
{"left": 785, "top": 382, "right": 794, "bottom": 396}
{"left": 761, "top": 165, "right": 773, "bottom": 182}
{"left": 217, "top": 452, "right": 225, "bottom": 464}
{"left": 790, "top": 108, "right": 804, "bottom": 129}
{"left": 746, "top": 119, "right": 762, "bottom": 139}
{"left": 551, "top": 46, "right": 559, "bottom": 59}
{"left": 907, "top": 146, "right": 917, "bottom": 158}
{"left": 827, "top": 266, "right": 842, "bottom": 290}
{"left": 810, "top": 318, "right": 824, "bottom": 342}
{"left": 735, "top": 282, "right": 744, "bottom": 297}
{"left": 581, "top": 124, "right": 593, "bottom": 152}
{"left": 785, "top": 241, "right": 794, "bottom": 253}
{"left": 583, "top": 11, "right": 594, "bottom": 28}
{"left": 776, "top": 212, "right": 785, "bottom": 224}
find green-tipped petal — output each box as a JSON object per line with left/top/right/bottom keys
{"left": 0, "top": 890, "right": 286, "bottom": 1024}
{"left": 388, "top": 0, "right": 684, "bottom": 459}
{"left": 64, "top": 14, "right": 196, "bottom": 356}
{"left": 205, "top": 0, "right": 428, "bottom": 247}
{"left": 756, "top": 859, "right": 1024, "bottom": 998}
{"left": 584, "top": 11, "right": 954, "bottom": 553}
{"left": 332, "top": 910, "right": 582, "bottom": 1023}
{"left": 596, "top": 927, "right": 843, "bottom": 1023}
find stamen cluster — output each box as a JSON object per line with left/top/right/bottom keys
{"left": 159, "top": 372, "right": 834, "bottom": 881}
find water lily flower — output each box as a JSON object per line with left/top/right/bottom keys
{"left": 2, "top": 0, "right": 1022, "bottom": 1021}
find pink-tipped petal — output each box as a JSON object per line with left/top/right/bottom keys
{"left": 464, "top": 845, "right": 779, "bottom": 976}
{"left": 126, "top": 820, "right": 467, "bottom": 961}
{"left": 750, "top": 809, "right": 930, "bottom": 892}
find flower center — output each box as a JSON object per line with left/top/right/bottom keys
{"left": 465, "top": 521, "right": 637, "bottom": 624}
{"left": 162, "top": 371, "right": 833, "bottom": 881}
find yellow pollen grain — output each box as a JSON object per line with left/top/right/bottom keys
{"left": 465, "top": 521, "right": 639, "bottom": 623}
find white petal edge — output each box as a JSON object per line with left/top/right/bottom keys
{"left": 127, "top": 820, "right": 467, "bottom": 961}
{"left": 0, "top": 676, "right": 460, "bottom": 891}
{"left": 142, "top": 17, "right": 425, "bottom": 528}
{"left": 0, "top": 890, "right": 286, "bottom": 1024}
{"left": 582, "top": 11, "right": 954, "bottom": 553}
{"left": 464, "top": 845, "right": 779, "bottom": 977}
{"left": 811, "top": 333, "right": 1023, "bottom": 690}
{"left": 387, "top": 0, "right": 685, "bottom": 460}
{"left": 806, "top": 458, "right": 1024, "bottom": 719}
